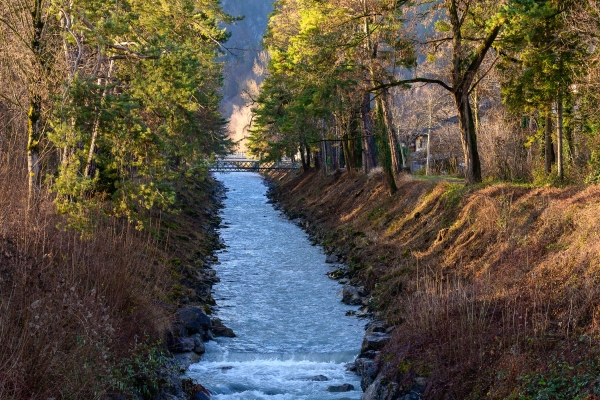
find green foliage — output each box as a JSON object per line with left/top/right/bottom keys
{"left": 106, "top": 338, "right": 172, "bottom": 399}
{"left": 441, "top": 184, "right": 469, "bottom": 208}
{"left": 498, "top": 1, "right": 586, "bottom": 115}
{"left": 367, "top": 207, "right": 386, "bottom": 221}
{"left": 48, "top": 0, "right": 233, "bottom": 229}
{"left": 249, "top": 0, "right": 414, "bottom": 166}
{"left": 585, "top": 151, "right": 600, "bottom": 184}
{"left": 512, "top": 358, "right": 600, "bottom": 400}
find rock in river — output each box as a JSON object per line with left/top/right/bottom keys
{"left": 326, "top": 383, "right": 355, "bottom": 392}
{"left": 211, "top": 317, "right": 236, "bottom": 337}
{"left": 325, "top": 254, "right": 339, "bottom": 264}
{"left": 354, "top": 357, "right": 378, "bottom": 390}
{"left": 169, "top": 336, "right": 195, "bottom": 353}
{"left": 362, "top": 375, "right": 399, "bottom": 400}
{"left": 173, "top": 352, "right": 201, "bottom": 371}
{"left": 191, "top": 333, "right": 206, "bottom": 354}
{"left": 342, "top": 285, "right": 363, "bottom": 305}
{"left": 178, "top": 306, "right": 211, "bottom": 335}
{"left": 361, "top": 332, "right": 391, "bottom": 353}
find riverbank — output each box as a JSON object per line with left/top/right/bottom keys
{"left": 0, "top": 173, "right": 228, "bottom": 399}
{"left": 267, "top": 169, "right": 600, "bottom": 399}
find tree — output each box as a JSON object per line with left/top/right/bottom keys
{"left": 0, "top": 0, "right": 234, "bottom": 227}
{"left": 249, "top": 0, "right": 362, "bottom": 171}
{"left": 498, "top": 0, "right": 584, "bottom": 180}
{"left": 251, "top": 0, "right": 416, "bottom": 193}
{"left": 0, "top": 0, "right": 62, "bottom": 205}
{"left": 565, "top": 0, "right": 600, "bottom": 182}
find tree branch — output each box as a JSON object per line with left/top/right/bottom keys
{"left": 106, "top": 44, "right": 162, "bottom": 59}
{"left": 469, "top": 54, "right": 500, "bottom": 94}
{"left": 459, "top": 23, "right": 503, "bottom": 90}
{"left": 370, "top": 78, "right": 453, "bottom": 93}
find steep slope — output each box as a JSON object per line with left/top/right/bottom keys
{"left": 270, "top": 170, "right": 600, "bottom": 399}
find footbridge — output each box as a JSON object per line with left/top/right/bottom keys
{"left": 209, "top": 153, "right": 301, "bottom": 172}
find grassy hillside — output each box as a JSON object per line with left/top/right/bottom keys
{"left": 270, "top": 170, "right": 600, "bottom": 399}
{"left": 0, "top": 145, "right": 222, "bottom": 399}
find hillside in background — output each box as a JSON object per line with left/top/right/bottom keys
{"left": 220, "top": 0, "right": 272, "bottom": 150}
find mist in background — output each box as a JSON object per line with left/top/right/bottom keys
{"left": 221, "top": 0, "right": 273, "bottom": 152}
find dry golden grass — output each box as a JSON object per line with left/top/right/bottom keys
{"left": 0, "top": 137, "right": 173, "bottom": 398}
{"left": 271, "top": 170, "right": 600, "bottom": 399}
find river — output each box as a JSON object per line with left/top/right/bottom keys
{"left": 186, "top": 172, "right": 364, "bottom": 399}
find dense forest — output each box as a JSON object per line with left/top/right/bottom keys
{"left": 249, "top": 0, "right": 600, "bottom": 190}
{"left": 0, "top": 0, "right": 233, "bottom": 224}
{"left": 0, "top": 0, "right": 233, "bottom": 397}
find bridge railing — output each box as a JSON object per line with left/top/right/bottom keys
{"left": 208, "top": 159, "right": 301, "bottom": 172}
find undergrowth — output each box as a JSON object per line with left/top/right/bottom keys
{"left": 510, "top": 355, "right": 600, "bottom": 399}
{"left": 106, "top": 338, "right": 172, "bottom": 398}
{"left": 0, "top": 130, "right": 216, "bottom": 398}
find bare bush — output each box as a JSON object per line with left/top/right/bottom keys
{"left": 478, "top": 110, "right": 533, "bottom": 182}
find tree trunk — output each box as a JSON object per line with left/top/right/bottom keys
{"left": 557, "top": 94, "right": 564, "bottom": 180}
{"left": 426, "top": 99, "right": 433, "bottom": 176}
{"left": 361, "top": 93, "right": 377, "bottom": 173}
{"left": 300, "top": 144, "right": 308, "bottom": 172}
{"left": 473, "top": 73, "right": 481, "bottom": 135}
{"left": 380, "top": 88, "right": 401, "bottom": 175}
{"left": 374, "top": 98, "right": 397, "bottom": 195}
{"left": 350, "top": 111, "right": 362, "bottom": 169}
{"left": 84, "top": 59, "right": 114, "bottom": 177}
{"left": 341, "top": 134, "right": 353, "bottom": 171}
{"left": 454, "top": 91, "right": 482, "bottom": 184}
{"left": 384, "top": 165, "right": 397, "bottom": 195}
{"left": 565, "top": 126, "right": 575, "bottom": 165}
{"left": 27, "top": 93, "right": 42, "bottom": 205}
{"left": 544, "top": 109, "right": 555, "bottom": 175}
{"left": 321, "top": 139, "right": 327, "bottom": 174}
{"left": 27, "top": 0, "right": 45, "bottom": 207}
{"left": 396, "top": 124, "right": 406, "bottom": 169}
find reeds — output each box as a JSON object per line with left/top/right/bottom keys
{"left": 0, "top": 132, "right": 172, "bottom": 398}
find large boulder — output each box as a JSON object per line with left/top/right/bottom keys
{"left": 365, "top": 320, "right": 387, "bottom": 334}
{"left": 362, "top": 375, "right": 400, "bottom": 400}
{"left": 355, "top": 357, "right": 378, "bottom": 391}
{"left": 177, "top": 306, "right": 211, "bottom": 335}
{"left": 361, "top": 332, "right": 391, "bottom": 353}
{"left": 191, "top": 334, "right": 206, "bottom": 354}
{"left": 327, "top": 383, "right": 354, "bottom": 392}
{"left": 169, "top": 336, "right": 195, "bottom": 353}
{"left": 342, "top": 285, "right": 363, "bottom": 305}
{"left": 173, "top": 352, "right": 201, "bottom": 371}
{"left": 211, "top": 317, "right": 236, "bottom": 337}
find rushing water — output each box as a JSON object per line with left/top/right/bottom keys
{"left": 187, "top": 172, "right": 364, "bottom": 399}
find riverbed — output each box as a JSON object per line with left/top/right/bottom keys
{"left": 186, "top": 172, "right": 364, "bottom": 399}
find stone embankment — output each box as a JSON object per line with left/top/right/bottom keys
{"left": 157, "top": 182, "right": 236, "bottom": 400}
